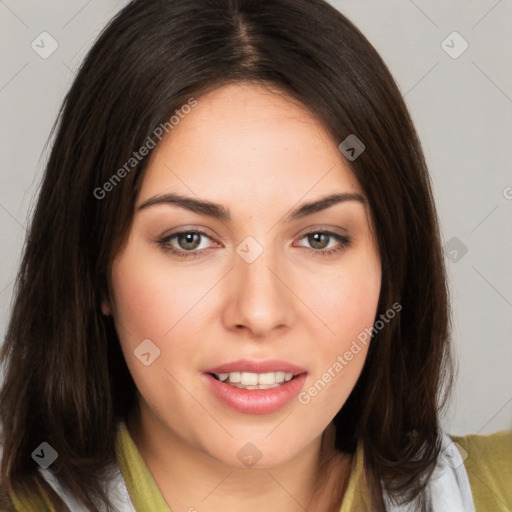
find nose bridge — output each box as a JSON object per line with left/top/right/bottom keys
{"left": 225, "top": 235, "right": 294, "bottom": 335}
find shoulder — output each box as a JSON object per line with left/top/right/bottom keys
{"left": 450, "top": 429, "right": 512, "bottom": 512}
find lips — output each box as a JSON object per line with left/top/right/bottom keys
{"left": 204, "top": 359, "right": 307, "bottom": 375}
{"left": 203, "top": 359, "right": 308, "bottom": 414}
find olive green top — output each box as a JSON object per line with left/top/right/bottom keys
{"left": 2, "top": 424, "right": 511, "bottom": 511}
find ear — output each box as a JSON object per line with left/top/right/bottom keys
{"left": 101, "top": 299, "right": 112, "bottom": 316}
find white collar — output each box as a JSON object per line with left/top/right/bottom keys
{"left": 40, "top": 463, "right": 135, "bottom": 512}
{"left": 383, "top": 432, "right": 475, "bottom": 511}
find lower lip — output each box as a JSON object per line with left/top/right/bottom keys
{"left": 203, "top": 373, "right": 307, "bottom": 415}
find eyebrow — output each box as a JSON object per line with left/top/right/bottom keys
{"left": 136, "top": 192, "right": 366, "bottom": 221}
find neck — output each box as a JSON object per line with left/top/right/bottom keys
{"left": 126, "top": 399, "right": 351, "bottom": 512}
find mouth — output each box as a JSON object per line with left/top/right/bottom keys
{"left": 203, "top": 359, "right": 308, "bottom": 414}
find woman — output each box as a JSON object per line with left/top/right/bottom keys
{"left": 0, "top": 0, "right": 510, "bottom": 511}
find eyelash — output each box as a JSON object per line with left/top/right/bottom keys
{"left": 157, "top": 229, "right": 352, "bottom": 259}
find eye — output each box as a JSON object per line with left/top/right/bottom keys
{"left": 157, "top": 229, "right": 352, "bottom": 259}
{"left": 296, "top": 230, "right": 352, "bottom": 256}
{"left": 157, "top": 230, "right": 217, "bottom": 259}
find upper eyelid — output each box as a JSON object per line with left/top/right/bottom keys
{"left": 160, "top": 226, "right": 220, "bottom": 241}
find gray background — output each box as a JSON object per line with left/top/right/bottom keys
{"left": 0, "top": 0, "right": 510, "bottom": 436}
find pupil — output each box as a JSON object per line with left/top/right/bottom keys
{"left": 178, "top": 232, "right": 200, "bottom": 250}
{"left": 309, "top": 233, "right": 328, "bottom": 249}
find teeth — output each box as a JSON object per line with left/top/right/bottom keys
{"left": 228, "top": 383, "right": 281, "bottom": 390}
{"left": 229, "top": 372, "right": 241, "bottom": 383}
{"left": 213, "top": 371, "right": 297, "bottom": 388}
{"left": 255, "top": 372, "right": 275, "bottom": 385}
{"left": 241, "top": 372, "right": 258, "bottom": 385}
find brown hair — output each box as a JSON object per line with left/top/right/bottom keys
{"left": 0, "top": 0, "right": 453, "bottom": 510}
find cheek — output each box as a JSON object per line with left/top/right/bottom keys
{"left": 321, "top": 272, "right": 379, "bottom": 333}
{"left": 296, "top": 243, "right": 380, "bottom": 413}
{"left": 109, "top": 244, "right": 216, "bottom": 379}
{"left": 303, "top": 244, "right": 381, "bottom": 344}
{"left": 109, "top": 257, "right": 169, "bottom": 344}
{"left": 109, "top": 247, "right": 207, "bottom": 346}
{"left": 109, "top": 253, "right": 199, "bottom": 418}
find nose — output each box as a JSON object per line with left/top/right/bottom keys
{"left": 221, "top": 239, "right": 295, "bottom": 339}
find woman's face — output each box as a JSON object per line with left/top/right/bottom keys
{"left": 107, "top": 83, "right": 381, "bottom": 467}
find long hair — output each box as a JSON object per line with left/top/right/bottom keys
{"left": 0, "top": 0, "right": 453, "bottom": 510}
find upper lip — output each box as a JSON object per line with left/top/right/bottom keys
{"left": 205, "top": 359, "right": 307, "bottom": 375}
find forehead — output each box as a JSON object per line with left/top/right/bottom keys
{"left": 139, "top": 82, "right": 364, "bottom": 204}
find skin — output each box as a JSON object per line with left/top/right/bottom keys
{"left": 105, "top": 82, "right": 382, "bottom": 512}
